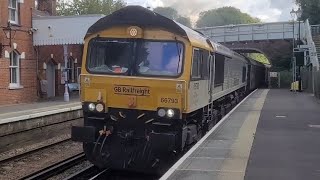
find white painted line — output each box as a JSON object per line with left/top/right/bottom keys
{"left": 178, "top": 168, "right": 244, "bottom": 173}
{"left": 276, "top": 115, "right": 287, "bottom": 118}
{"left": 308, "top": 125, "right": 320, "bottom": 128}
{"left": 198, "top": 147, "right": 234, "bottom": 150}
{"left": 187, "top": 157, "right": 231, "bottom": 160}
{"left": 0, "top": 105, "right": 82, "bottom": 125}
{"left": 159, "top": 89, "right": 258, "bottom": 180}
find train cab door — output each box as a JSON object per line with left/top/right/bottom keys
{"left": 208, "top": 53, "right": 215, "bottom": 102}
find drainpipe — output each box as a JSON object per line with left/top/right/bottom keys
{"left": 63, "top": 44, "right": 69, "bottom": 101}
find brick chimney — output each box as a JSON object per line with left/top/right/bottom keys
{"left": 37, "top": 0, "right": 57, "bottom": 16}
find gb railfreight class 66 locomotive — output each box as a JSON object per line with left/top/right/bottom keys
{"left": 71, "top": 5, "right": 267, "bottom": 174}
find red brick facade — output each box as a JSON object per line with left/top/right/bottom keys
{"left": 37, "top": 45, "right": 83, "bottom": 97}
{"left": 0, "top": 0, "right": 37, "bottom": 105}
{"left": 0, "top": 0, "right": 68, "bottom": 105}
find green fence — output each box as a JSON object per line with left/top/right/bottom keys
{"left": 268, "top": 71, "right": 293, "bottom": 89}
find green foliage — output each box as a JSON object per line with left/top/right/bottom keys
{"left": 176, "top": 16, "right": 192, "bottom": 27}
{"left": 153, "top": 7, "right": 178, "bottom": 20}
{"left": 196, "top": 7, "right": 260, "bottom": 28}
{"left": 295, "top": 0, "right": 320, "bottom": 24}
{"left": 153, "top": 7, "right": 192, "bottom": 27}
{"left": 248, "top": 53, "right": 270, "bottom": 65}
{"left": 57, "top": 0, "right": 126, "bottom": 16}
{"left": 271, "top": 55, "right": 292, "bottom": 71}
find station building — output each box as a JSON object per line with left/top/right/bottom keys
{"left": 0, "top": 0, "right": 39, "bottom": 105}
{"left": 0, "top": 0, "right": 101, "bottom": 105}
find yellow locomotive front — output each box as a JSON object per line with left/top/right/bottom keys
{"left": 81, "top": 25, "right": 188, "bottom": 117}
{"left": 71, "top": 6, "right": 198, "bottom": 173}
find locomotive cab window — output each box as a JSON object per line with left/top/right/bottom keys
{"left": 87, "top": 39, "right": 133, "bottom": 74}
{"left": 201, "top": 50, "right": 210, "bottom": 80}
{"left": 214, "top": 53, "right": 225, "bottom": 87}
{"left": 242, "top": 66, "right": 246, "bottom": 82}
{"left": 87, "top": 38, "right": 184, "bottom": 77}
{"left": 191, "top": 49, "right": 201, "bottom": 79}
{"left": 137, "top": 41, "right": 183, "bottom": 76}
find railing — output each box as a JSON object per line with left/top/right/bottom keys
{"left": 311, "top": 25, "right": 320, "bottom": 36}
{"left": 196, "top": 21, "right": 304, "bottom": 43}
{"left": 305, "top": 19, "right": 320, "bottom": 69}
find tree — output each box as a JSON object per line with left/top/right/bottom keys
{"left": 153, "top": 7, "right": 178, "bottom": 20}
{"left": 196, "top": 7, "right": 260, "bottom": 28}
{"left": 153, "top": 7, "right": 192, "bottom": 27}
{"left": 248, "top": 53, "right": 270, "bottom": 65}
{"left": 57, "top": 0, "right": 126, "bottom": 16}
{"left": 295, "top": 0, "right": 320, "bottom": 24}
{"left": 176, "top": 16, "right": 192, "bottom": 27}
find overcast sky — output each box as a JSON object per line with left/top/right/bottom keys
{"left": 126, "top": 0, "right": 298, "bottom": 24}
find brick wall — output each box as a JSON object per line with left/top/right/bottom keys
{"left": 0, "top": 0, "right": 38, "bottom": 105}
{"left": 37, "top": 45, "right": 83, "bottom": 96}
{"left": 37, "top": 0, "right": 57, "bottom": 15}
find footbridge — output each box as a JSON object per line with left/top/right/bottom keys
{"left": 196, "top": 20, "right": 320, "bottom": 69}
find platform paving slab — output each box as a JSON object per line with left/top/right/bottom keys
{"left": 245, "top": 89, "right": 320, "bottom": 180}
{"left": 162, "top": 89, "right": 269, "bottom": 180}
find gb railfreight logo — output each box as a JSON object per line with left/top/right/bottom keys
{"left": 113, "top": 85, "right": 150, "bottom": 96}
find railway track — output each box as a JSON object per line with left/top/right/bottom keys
{"left": 21, "top": 152, "right": 86, "bottom": 180}
{"left": 0, "top": 138, "right": 71, "bottom": 165}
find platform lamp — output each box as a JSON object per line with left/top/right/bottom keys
{"left": 0, "top": 22, "right": 16, "bottom": 58}
{"left": 290, "top": 8, "right": 297, "bottom": 91}
{"left": 290, "top": 7, "right": 303, "bottom": 91}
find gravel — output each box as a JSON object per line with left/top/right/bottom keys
{"left": 0, "top": 134, "right": 71, "bottom": 162}
{"left": 0, "top": 140, "right": 83, "bottom": 180}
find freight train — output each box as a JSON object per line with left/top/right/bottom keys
{"left": 71, "top": 5, "right": 267, "bottom": 174}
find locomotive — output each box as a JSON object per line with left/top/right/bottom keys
{"left": 71, "top": 6, "right": 267, "bottom": 173}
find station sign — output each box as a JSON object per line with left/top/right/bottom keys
{"left": 269, "top": 72, "right": 278, "bottom": 77}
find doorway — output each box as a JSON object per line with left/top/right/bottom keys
{"left": 46, "top": 61, "right": 55, "bottom": 98}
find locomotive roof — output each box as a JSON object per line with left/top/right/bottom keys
{"left": 85, "top": 6, "right": 211, "bottom": 49}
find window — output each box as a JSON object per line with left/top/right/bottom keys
{"left": 242, "top": 66, "right": 246, "bottom": 83}
{"left": 77, "top": 67, "right": 81, "bottom": 83}
{"left": 35, "top": 0, "right": 38, "bottom": 9}
{"left": 87, "top": 39, "right": 133, "bottom": 74}
{"left": 201, "top": 51, "right": 210, "bottom": 79}
{"left": 9, "top": 51, "right": 21, "bottom": 88}
{"left": 87, "top": 38, "right": 185, "bottom": 77}
{"left": 137, "top": 41, "right": 183, "bottom": 76}
{"left": 191, "top": 49, "right": 201, "bottom": 79}
{"left": 8, "top": 0, "right": 19, "bottom": 24}
{"left": 214, "top": 53, "right": 225, "bottom": 87}
{"left": 68, "top": 57, "right": 76, "bottom": 83}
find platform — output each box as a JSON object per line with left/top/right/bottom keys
{"left": 0, "top": 97, "right": 83, "bottom": 159}
{"left": 0, "top": 97, "right": 81, "bottom": 124}
{"left": 160, "top": 89, "right": 320, "bottom": 180}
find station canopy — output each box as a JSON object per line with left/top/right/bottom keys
{"left": 33, "top": 14, "right": 104, "bottom": 46}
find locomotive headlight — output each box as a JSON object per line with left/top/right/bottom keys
{"left": 88, "top": 103, "right": 96, "bottom": 111}
{"left": 96, "top": 103, "right": 104, "bottom": 112}
{"left": 157, "top": 108, "right": 166, "bottom": 117}
{"left": 167, "top": 109, "right": 175, "bottom": 118}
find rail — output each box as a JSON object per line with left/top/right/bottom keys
{"left": 63, "top": 165, "right": 105, "bottom": 180}
{"left": 21, "top": 152, "right": 85, "bottom": 180}
{"left": 0, "top": 139, "right": 71, "bottom": 164}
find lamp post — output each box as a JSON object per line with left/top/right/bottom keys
{"left": 290, "top": 7, "right": 303, "bottom": 92}
{"left": 1, "top": 22, "right": 16, "bottom": 57}
{"left": 290, "top": 9, "right": 296, "bottom": 91}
